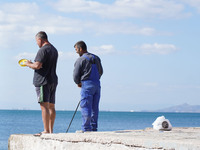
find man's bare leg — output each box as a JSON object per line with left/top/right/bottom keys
{"left": 49, "top": 103, "right": 56, "bottom": 133}
{"left": 40, "top": 102, "right": 50, "bottom": 133}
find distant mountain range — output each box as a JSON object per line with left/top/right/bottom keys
{"left": 144, "top": 103, "right": 200, "bottom": 113}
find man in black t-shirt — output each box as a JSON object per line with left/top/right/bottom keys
{"left": 26, "top": 31, "right": 58, "bottom": 135}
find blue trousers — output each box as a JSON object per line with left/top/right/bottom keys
{"left": 80, "top": 80, "right": 101, "bottom": 131}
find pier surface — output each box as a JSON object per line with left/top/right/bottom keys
{"left": 8, "top": 127, "right": 200, "bottom": 150}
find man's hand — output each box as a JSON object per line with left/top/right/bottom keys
{"left": 26, "top": 60, "right": 42, "bottom": 70}
{"left": 25, "top": 60, "right": 33, "bottom": 68}
{"left": 25, "top": 60, "right": 33, "bottom": 67}
{"left": 77, "top": 83, "right": 82, "bottom": 88}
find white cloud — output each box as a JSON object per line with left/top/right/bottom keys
{"left": 51, "top": 0, "right": 190, "bottom": 19}
{"left": 168, "top": 84, "right": 200, "bottom": 90}
{"left": 0, "top": 1, "right": 174, "bottom": 51}
{"left": 0, "top": 3, "right": 38, "bottom": 48}
{"left": 15, "top": 52, "right": 36, "bottom": 61}
{"left": 58, "top": 44, "right": 116, "bottom": 60}
{"left": 50, "top": 0, "right": 103, "bottom": 14}
{"left": 58, "top": 51, "right": 78, "bottom": 60}
{"left": 90, "top": 45, "right": 116, "bottom": 55}
{"left": 0, "top": 2, "right": 80, "bottom": 33}
{"left": 0, "top": 1, "right": 189, "bottom": 51}
{"left": 133, "top": 43, "right": 178, "bottom": 55}
{"left": 15, "top": 42, "right": 177, "bottom": 60}
{"left": 142, "top": 82, "right": 159, "bottom": 87}
{"left": 0, "top": 2, "right": 83, "bottom": 50}
{"left": 182, "top": 0, "right": 200, "bottom": 13}
{"left": 15, "top": 44, "right": 116, "bottom": 62}
{"left": 92, "top": 22, "right": 157, "bottom": 36}
{"left": 15, "top": 51, "right": 79, "bottom": 61}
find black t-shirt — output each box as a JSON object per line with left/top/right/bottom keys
{"left": 33, "top": 44, "right": 58, "bottom": 87}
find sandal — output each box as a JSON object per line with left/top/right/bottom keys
{"left": 33, "top": 131, "right": 48, "bottom": 136}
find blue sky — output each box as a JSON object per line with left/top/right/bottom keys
{"left": 0, "top": 0, "right": 200, "bottom": 111}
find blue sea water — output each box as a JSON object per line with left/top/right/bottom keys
{"left": 0, "top": 110, "right": 200, "bottom": 150}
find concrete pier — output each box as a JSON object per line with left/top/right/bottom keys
{"left": 8, "top": 127, "right": 200, "bottom": 150}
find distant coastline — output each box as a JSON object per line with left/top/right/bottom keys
{"left": 1, "top": 103, "right": 200, "bottom": 113}
{"left": 142, "top": 103, "right": 200, "bottom": 113}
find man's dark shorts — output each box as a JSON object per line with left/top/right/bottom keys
{"left": 35, "top": 83, "right": 57, "bottom": 104}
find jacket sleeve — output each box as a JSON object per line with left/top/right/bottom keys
{"left": 97, "top": 57, "right": 103, "bottom": 78}
{"left": 73, "top": 59, "right": 82, "bottom": 84}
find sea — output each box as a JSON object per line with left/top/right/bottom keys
{"left": 0, "top": 110, "right": 200, "bottom": 150}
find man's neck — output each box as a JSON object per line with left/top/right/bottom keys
{"left": 80, "top": 51, "right": 88, "bottom": 56}
{"left": 42, "top": 41, "right": 50, "bottom": 47}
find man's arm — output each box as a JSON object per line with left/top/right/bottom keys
{"left": 73, "top": 59, "right": 82, "bottom": 87}
{"left": 26, "top": 60, "right": 42, "bottom": 70}
{"left": 97, "top": 57, "right": 103, "bottom": 77}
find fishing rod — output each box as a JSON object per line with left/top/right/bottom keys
{"left": 66, "top": 101, "right": 81, "bottom": 133}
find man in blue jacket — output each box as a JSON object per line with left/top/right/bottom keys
{"left": 73, "top": 41, "right": 103, "bottom": 132}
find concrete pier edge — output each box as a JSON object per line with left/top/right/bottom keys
{"left": 8, "top": 127, "right": 200, "bottom": 150}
